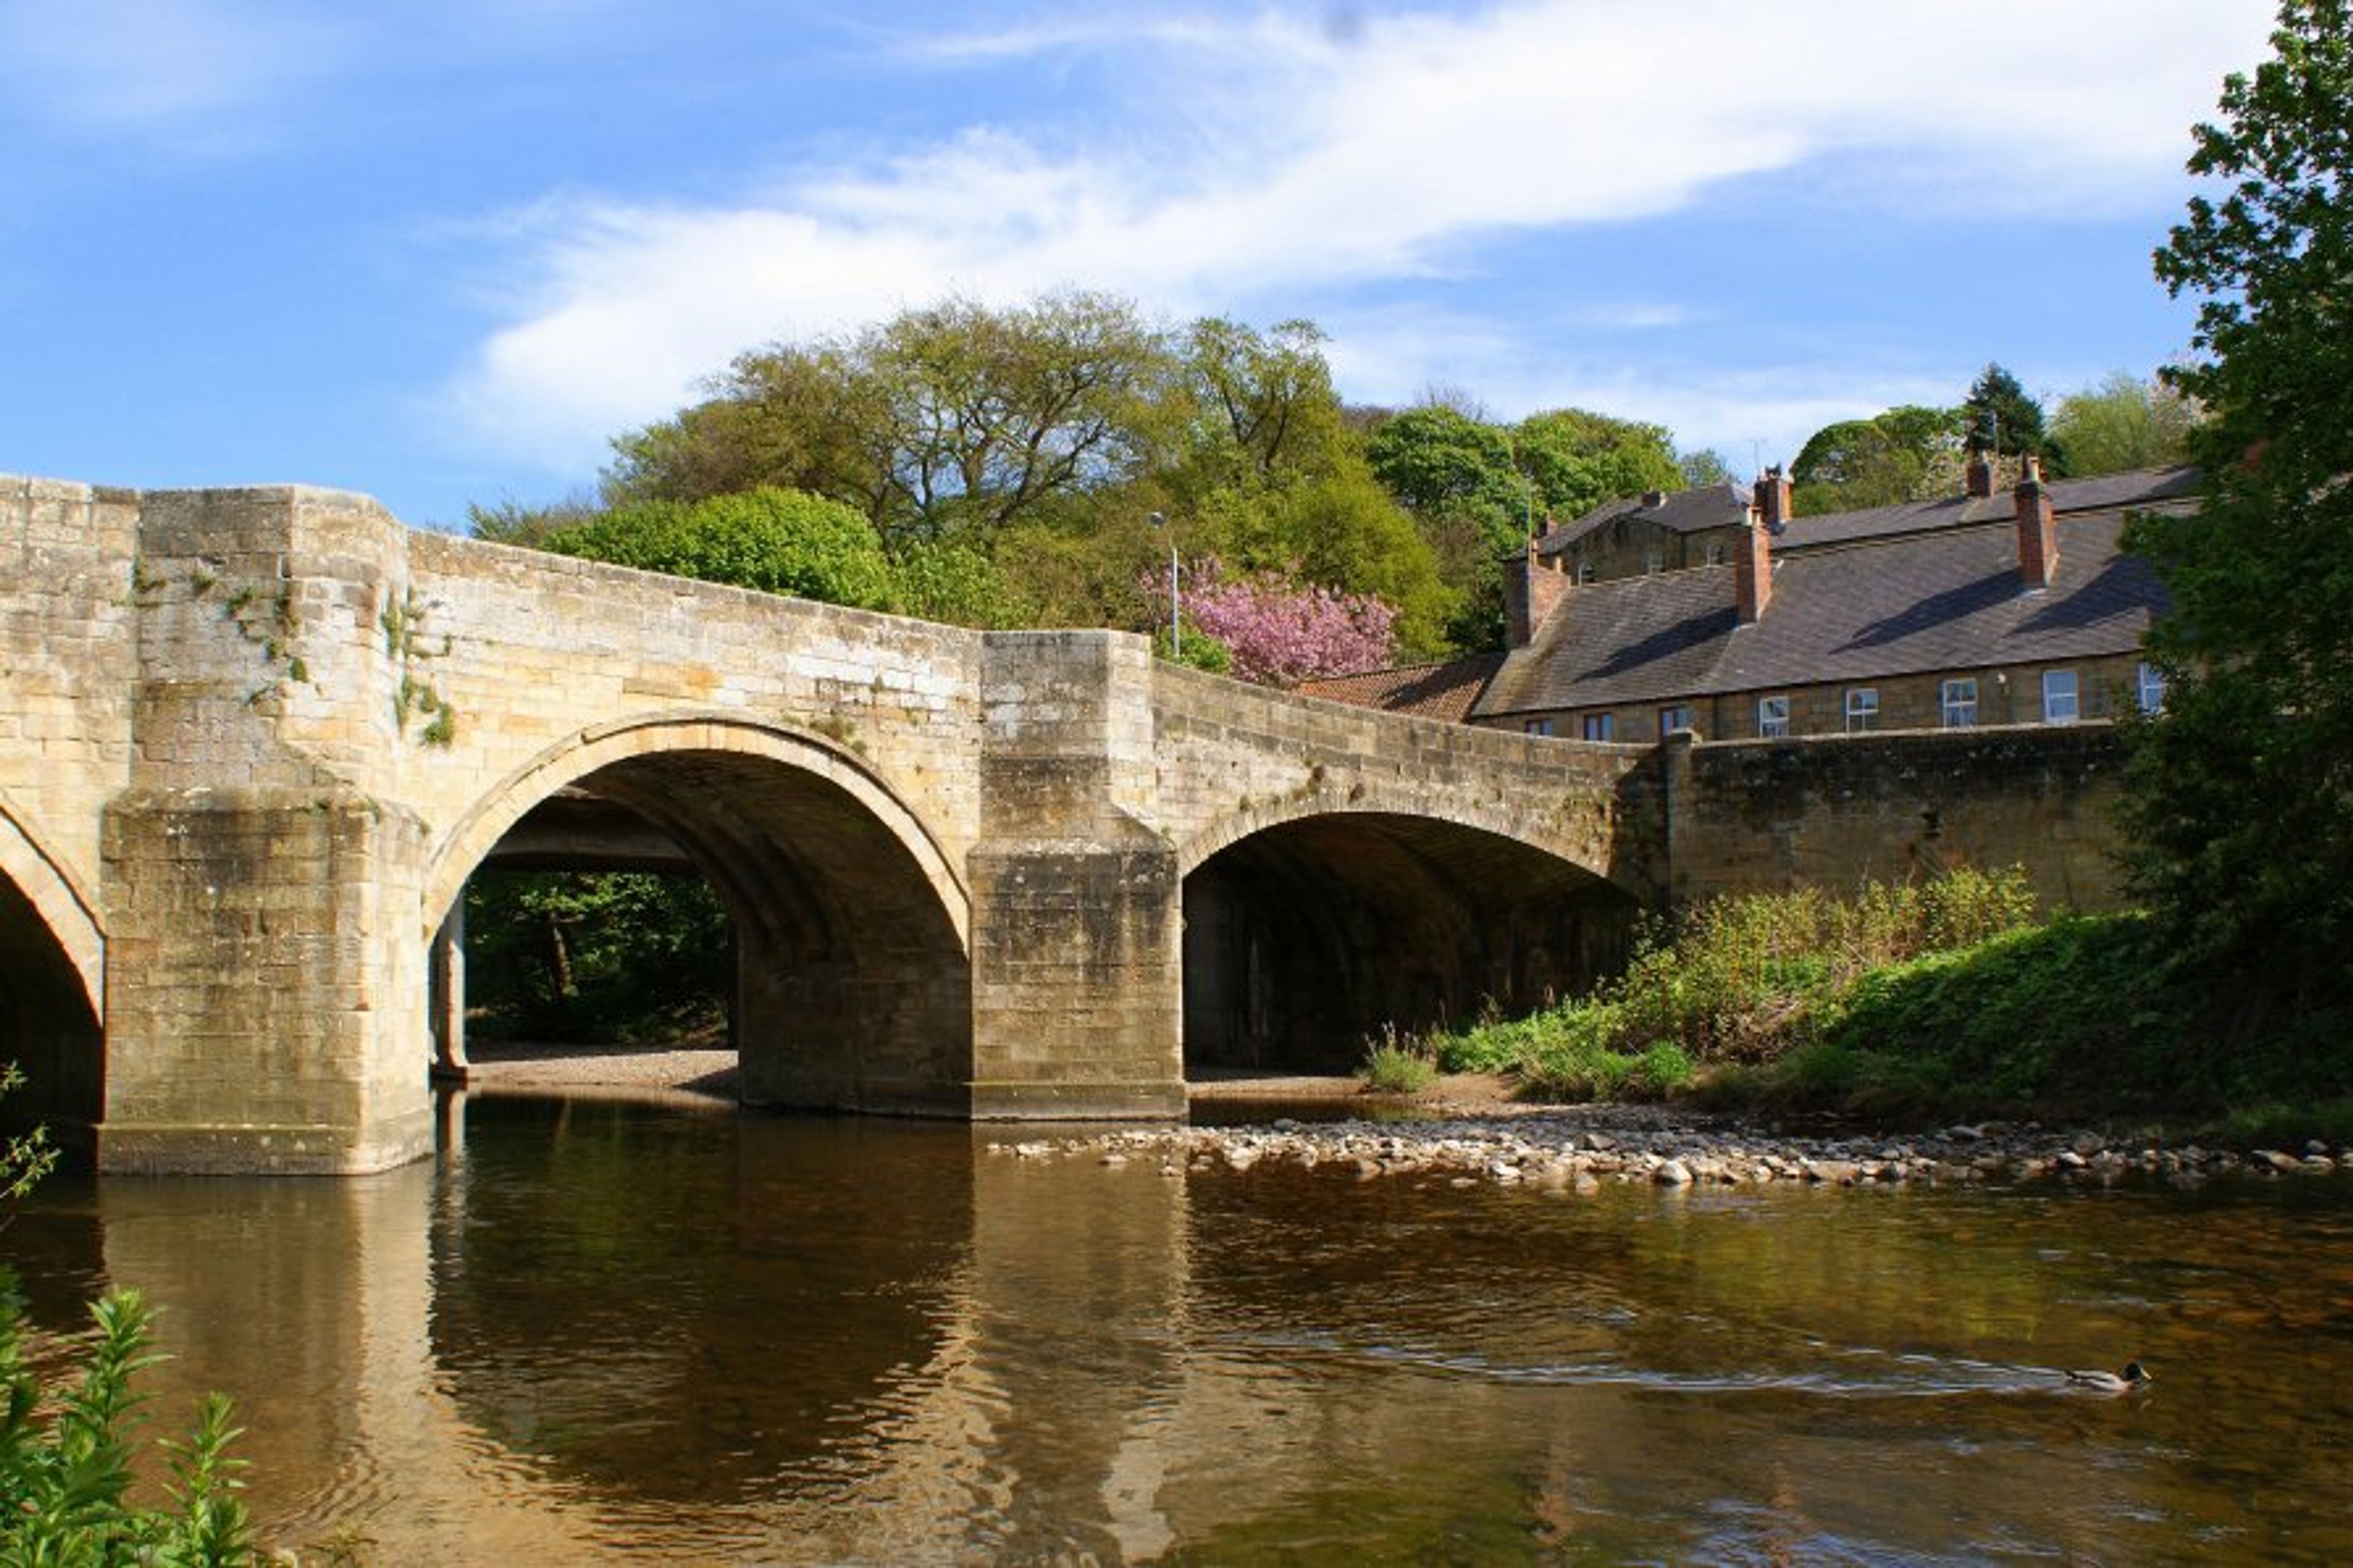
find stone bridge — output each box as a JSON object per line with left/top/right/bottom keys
{"left": 3, "top": 477, "right": 2127, "bottom": 1173}
{"left": 3, "top": 478, "right": 1672, "bottom": 1173}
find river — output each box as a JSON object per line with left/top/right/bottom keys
{"left": 6, "top": 1093, "right": 2350, "bottom": 1564}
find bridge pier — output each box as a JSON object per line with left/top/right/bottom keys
{"left": 968, "top": 634, "right": 1186, "bottom": 1120}
{"left": 97, "top": 786, "right": 435, "bottom": 1174}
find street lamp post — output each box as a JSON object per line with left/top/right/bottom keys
{"left": 1149, "top": 512, "right": 1180, "bottom": 656}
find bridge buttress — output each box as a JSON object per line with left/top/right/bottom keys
{"left": 94, "top": 487, "right": 434, "bottom": 1174}
{"left": 966, "top": 632, "right": 1184, "bottom": 1120}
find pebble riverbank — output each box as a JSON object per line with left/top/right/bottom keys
{"left": 993, "top": 1105, "right": 2347, "bottom": 1192}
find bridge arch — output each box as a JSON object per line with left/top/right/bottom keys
{"left": 427, "top": 713, "right": 974, "bottom": 1116}
{"left": 1176, "top": 788, "right": 1622, "bottom": 889}
{"left": 0, "top": 797, "right": 106, "bottom": 1138}
{"left": 1176, "top": 805, "right": 1638, "bottom": 1075}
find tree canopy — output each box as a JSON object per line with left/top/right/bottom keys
{"left": 1789, "top": 404, "right": 1965, "bottom": 514}
{"left": 609, "top": 291, "right": 1179, "bottom": 548}
{"left": 1961, "top": 362, "right": 2052, "bottom": 461}
{"left": 2047, "top": 372, "right": 2200, "bottom": 477}
{"left": 488, "top": 294, "right": 1729, "bottom": 670}
{"left": 2120, "top": 0, "right": 2353, "bottom": 1050}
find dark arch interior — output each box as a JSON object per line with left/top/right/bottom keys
{"left": 466, "top": 749, "right": 972, "bottom": 1116}
{"left": 0, "top": 875, "right": 102, "bottom": 1150}
{"left": 1182, "top": 814, "right": 1637, "bottom": 1074}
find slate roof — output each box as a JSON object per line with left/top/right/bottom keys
{"left": 1299, "top": 654, "right": 1505, "bottom": 723}
{"left": 1771, "top": 465, "right": 2200, "bottom": 550}
{"left": 1471, "top": 507, "right": 2169, "bottom": 719}
{"left": 1536, "top": 481, "right": 1754, "bottom": 555}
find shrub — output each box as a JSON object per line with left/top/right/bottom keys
{"left": 1359, "top": 1033, "right": 1438, "bottom": 1094}
{"left": 0, "top": 1274, "right": 257, "bottom": 1565}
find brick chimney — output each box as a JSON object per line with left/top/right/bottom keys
{"left": 1756, "top": 465, "right": 1792, "bottom": 533}
{"left": 1735, "top": 516, "right": 1773, "bottom": 625}
{"left": 1504, "top": 542, "right": 1571, "bottom": 648}
{"left": 2014, "top": 454, "right": 2057, "bottom": 589}
{"left": 1965, "top": 449, "right": 1995, "bottom": 499}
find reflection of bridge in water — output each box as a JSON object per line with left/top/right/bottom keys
{"left": 76, "top": 1101, "right": 1555, "bottom": 1561}
{"left": 3, "top": 479, "right": 1651, "bottom": 1174}
{"left": 2, "top": 476, "right": 2124, "bottom": 1173}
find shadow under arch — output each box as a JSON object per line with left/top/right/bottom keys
{"left": 0, "top": 800, "right": 105, "bottom": 1143}
{"left": 428, "top": 714, "right": 975, "bottom": 1116}
{"left": 1178, "top": 809, "right": 1638, "bottom": 1075}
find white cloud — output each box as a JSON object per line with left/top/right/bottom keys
{"left": 442, "top": 0, "right": 2276, "bottom": 479}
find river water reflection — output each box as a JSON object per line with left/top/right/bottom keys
{"left": 9, "top": 1094, "right": 2352, "bottom": 1564}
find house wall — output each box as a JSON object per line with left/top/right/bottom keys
{"left": 1494, "top": 653, "right": 2151, "bottom": 744}
{"left": 1560, "top": 519, "right": 1743, "bottom": 583}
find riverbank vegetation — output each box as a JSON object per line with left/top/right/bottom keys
{"left": 1368, "top": 867, "right": 2353, "bottom": 1138}
{"left": 0, "top": 1075, "right": 262, "bottom": 1565}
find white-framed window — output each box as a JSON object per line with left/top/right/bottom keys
{"left": 1581, "top": 713, "right": 1616, "bottom": 742}
{"left": 1658, "top": 704, "right": 1694, "bottom": 737}
{"left": 1575, "top": 561, "right": 1597, "bottom": 585}
{"left": 1941, "top": 677, "right": 1978, "bottom": 729}
{"left": 1844, "top": 687, "right": 1879, "bottom": 733}
{"left": 1704, "top": 542, "right": 1727, "bottom": 567}
{"left": 2137, "top": 662, "right": 2166, "bottom": 714}
{"left": 1643, "top": 549, "right": 1664, "bottom": 575}
{"left": 1523, "top": 717, "right": 1556, "bottom": 737}
{"left": 1757, "top": 694, "right": 1790, "bottom": 738}
{"left": 2043, "top": 668, "right": 2080, "bottom": 724}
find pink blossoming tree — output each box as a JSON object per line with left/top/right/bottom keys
{"left": 1143, "top": 556, "right": 1397, "bottom": 687}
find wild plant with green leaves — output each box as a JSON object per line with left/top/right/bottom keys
{"left": 0, "top": 1066, "right": 262, "bottom": 1566}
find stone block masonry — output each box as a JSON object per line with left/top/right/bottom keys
{"left": 1, "top": 473, "right": 2137, "bottom": 1173}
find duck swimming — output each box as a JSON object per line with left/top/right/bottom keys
{"left": 2065, "top": 1361, "right": 2153, "bottom": 1393}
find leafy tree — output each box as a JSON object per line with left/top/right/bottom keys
{"left": 540, "top": 487, "right": 898, "bottom": 610}
{"left": 2047, "top": 371, "right": 2202, "bottom": 477}
{"left": 2120, "top": 0, "right": 2353, "bottom": 1044}
{"left": 1510, "top": 407, "right": 1684, "bottom": 523}
{"left": 464, "top": 871, "right": 733, "bottom": 1045}
{"left": 467, "top": 493, "right": 601, "bottom": 549}
{"left": 1178, "top": 317, "right": 1353, "bottom": 486}
{"left": 1789, "top": 404, "right": 1965, "bottom": 513}
{"left": 1678, "top": 447, "right": 1737, "bottom": 488}
{"left": 1364, "top": 404, "right": 1525, "bottom": 545}
{"left": 610, "top": 292, "right": 1180, "bottom": 548}
{"left": 1962, "top": 362, "right": 2052, "bottom": 463}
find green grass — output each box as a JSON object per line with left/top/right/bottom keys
{"left": 1376, "top": 866, "right": 2353, "bottom": 1138}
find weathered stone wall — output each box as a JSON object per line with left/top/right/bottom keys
{"left": 1, "top": 470, "right": 2146, "bottom": 1172}
{"left": 969, "top": 632, "right": 1183, "bottom": 1116}
{"left": 0, "top": 477, "right": 139, "bottom": 1025}
{"left": 397, "top": 528, "right": 989, "bottom": 922}
{"left": 1151, "top": 665, "right": 1650, "bottom": 888}
{"left": 1659, "top": 724, "right": 2128, "bottom": 913}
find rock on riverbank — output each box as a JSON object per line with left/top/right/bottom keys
{"left": 993, "top": 1104, "right": 2343, "bottom": 1192}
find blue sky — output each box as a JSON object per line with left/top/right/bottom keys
{"left": 1, "top": 0, "right": 2278, "bottom": 531}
